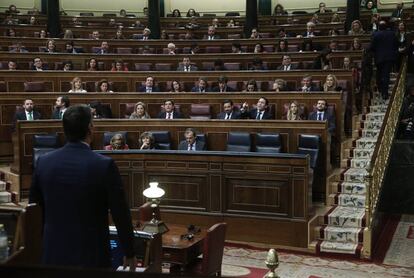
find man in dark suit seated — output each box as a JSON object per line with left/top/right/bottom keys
{"left": 157, "top": 99, "right": 183, "bottom": 119}
{"left": 177, "top": 57, "right": 198, "bottom": 72}
{"left": 277, "top": 55, "right": 299, "bottom": 71}
{"left": 32, "top": 57, "right": 48, "bottom": 71}
{"left": 95, "top": 41, "right": 111, "bottom": 54}
{"left": 13, "top": 98, "right": 41, "bottom": 130}
{"left": 216, "top": 99, "right": 241, "bottom": 120}
{"left": 298, "top": 75, "right": 320, "bottom": 92}
{"left": 300, "top": 22, "right": 318, "bottom": 38}
{"left": 391, "top": 2, "right": 404, "bottom": 19}
{"left": 308, "top": 99, "right": 336, "bottom": 134}
{"left": 191, "top": 77, "right": 211, "bottom": 92}
{"left": 137, "top": 76, "right": 160, "bottom": 93}
{"left": 203, "top": 26, "right": 221, "bottom": 40}
{"left": 29, "top": 105, "right": 136, "bottom": 270}
{"left": 51, "top": 96, "right": 70, "bottom": 119}
{"left": 212, "top": 76, "right": 234, "bottom": 92}
{"left": 240, "top": 97, "right": 273, "bottom": 120}
{"left": 178, "top": 128, "right": 206, "bottom": 151}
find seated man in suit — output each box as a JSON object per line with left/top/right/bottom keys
{"left": 240, "top": 97, "right": 273, "bottom": 120}
{"left": 217, "top": 99, "right": 241, "bottom": 120}
{"left": 298, "top": 75, "right": 320, "bottom": 92}
{"left": 178, "top": 128, "right": 206, "bottom": 151}
{"left": 13, "top": 98, "right": 41, "bottom": 130}
{"left": 137, "top": 76, "right": 160, "bottom": 93}
{"left": 52, "top": 96, "right": 70, "bottom": 119}
{"left": 157, "top": 99, "right": 183, "bottom": 119}
{"left": 32, "top": 57, "right": 48, "bottom": 71}
{"left": 277, "top": 54, "right": 298, "bottom": 71}
{"left": 91, "top": 30, "right": 101, "bottom": 40}
{"left": 203, "top": 26, "right": 221, "bottom": 40}
{"left": 308, "top": 99, "right": 336, "bottom": 134}
{"left": 141, "top": 28, "right": 151, "bottom": 40}
{"left": 177, "top": 57, "right": 198, "bottom": 72}
{"left": 212, "top": 76, "right": 234, "bottom": 92}
{"left": 299, "top": 22, "right": 317, "bottom": 38}
{"left": 95, "top": 41, "right": 110, "bottom": 54}
{"left": 191, "top": 77, "right": 211, "bottom": 92}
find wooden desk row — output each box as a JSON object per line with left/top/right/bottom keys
{"left": 0, "top": 51, "right": 364, "bottom": 72}
{"left": 104, "top": 150, "right": 313, "bottom": 248}
{"left": 12, "top": 119, "right": 327, "bottom": 204}
{"left": 1, "top": 22, "right": 346, "bottom": 39}
{"left": 0, "top": 34, "right": 372, "bottom": 52}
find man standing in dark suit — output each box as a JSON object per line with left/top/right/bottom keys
{"left": 178, "top": 128, "right": 206, "bottom": 151}
{"left": 308, "top": 99, "right": 336, "bottom": 134}
{"left": 369, "top": 20, "right": 399, "bottom": 99}
{"left": 216, "top": 99, "right": 241, "bottom": 119}
{"left": 240, "top": 97, "right": 273, "bottom": 120}
{"left": 157, "top": 99, "right": 183, "bottom": 119}
{"left": 13, "top": 99, "right": 41, "bottom": 130}
{"left": 51, "top": 96, "right": 70, "bottom": 119}
{"left": 137, "top": 76, "right": 160, "bottom": 93}
{"left": 29, "top": 105, "right": 136, "bottom": 269}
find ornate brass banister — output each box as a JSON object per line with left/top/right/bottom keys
{"left": 362, "top": 60, "right": 407, "bottom": 258}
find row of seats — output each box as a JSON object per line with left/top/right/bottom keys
{"left": 32, "top": 132, "right": 321, "bottom": 169}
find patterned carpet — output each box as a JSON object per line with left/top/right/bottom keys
{"left": 221, "top": 242, "right": 414, "bottom": 278}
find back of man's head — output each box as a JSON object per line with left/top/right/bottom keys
{"left": 63, "top": 105, "right": 92, "bottom": 142}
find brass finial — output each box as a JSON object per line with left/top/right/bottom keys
{"left": 263, "top": 249, "right": 280, "bottom": 278}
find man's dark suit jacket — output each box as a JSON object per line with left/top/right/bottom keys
{"left": 241, "top": 108, "right": 273, "bottom": 120}
{"left": 191, "top": 86, "right": 211, "bottom": 93}
{"left": 137, "top": 85, "right": 160, "bottom": 93}
{"left": 51, "top": 109, "right": 63, "bottom": 119}
{"left": 297, "top": 84, "right": 320, "bottom": 92}
{"left": 308, "top": 110, "right": 336, "bottom": 134}
{"left": 157, "top": 111, "right": 184, "bottom": 119}
{"left": 212, "top": 86, "right": 235, "bottom": 92}
{"left": 277, "top": 64, "right": 299, "bottom": 70}
{"left": 203, "top": 35, "right": 221, "bottom": 40}
{"left": 176, "top": 65, "right": 198, "bottom": 71}
{"left": 94, "top": 49, "right": 110, "bottom": 54}
{"left": 13, "top": 110, "right": 41, "bottom": 130}
{"left": 178, "top": 140, "right": 206, "bottom": 151}
{"left": 216, "top": 110, "right": 242, "bottom": 119}
{"left": 29, "top": 142, "right": 134, "bottom": 267}
{"left": 369, "top": 29, "right": 399, "bottom": 65}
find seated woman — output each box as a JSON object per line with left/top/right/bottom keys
{"left": 245, "top": 79, "right": 258, "bottom": 92}
{"left": 253, "top": 43, "right": 264, "bottom": 53}
{"left": 323, "top": 74, "right": 342, "bottom": 92}
{"left": 139, "top": 132, "right": 156, "bottom": 150}
{"left": 97, "top": 79, "right": 114, "bottom": 93}
{"left": 87, "top": 58, "right": 99, "bottom": 71}
{"left": 111, "top": 60, "right": 128, "bottom": 72}
{"left": 89, "top": 101, "right": 112, "bottom": 119}
{"left": 186, "top": 8, "right": 198, "bottom": 17}
{"left": 44, "top": 39, "right": 57, "bottom": 53}
{"left": 312, "top": 49, "right": 332, "bottom": 70}
{"left": 171, "top": 9, "right": 181, "bottom": 17}
{"left": 348, "top": 20, "right": 365, "bottom": 35}
{"left": 272, "top": 79, "right": 287, "bottom": 92}
{"left": 276, "top": 39, "right": 289, "bottom": 53}
{"left": 129, "top": 102, "right": 150, "bottom": 119}
{"left": 68, "top": 77, "right": 87, "bottom": 93}
{"left": 350, "top": 37, "right": 364, "bottom": 51}
{"left": 273, "top": 4, "right": 288, "bottom": 15}
{"left": 330, "top": 13, "right": 341, "bottom": 23}
{"left": 170, "top": 80, "right": 184, "bottom": 92}
{"left": 342, "top": 57, "right": 352, "bottom": 70}
{"left": 104, "top": 133, "right": 129, "bottom": 150}
{"left": 113, "top": 29, "right": 125, "bottom": 40}
{"left": 284, "top": 101, "right": 303, "bottom": 120}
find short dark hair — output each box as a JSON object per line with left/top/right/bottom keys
{"left": 164, "top": 99, "right": 174, "bottom": 105}
{"left": 223, "top": 99, "right": 233, "bottom": 106}
{"left": 60, "top": 95, "right": 70, "bottom": 108}
{"left": 259, "top": 97, "right": 269, "bottom": 106}
{"left": 185, "top": 127, "right": 197, "bottom": 137}
{"left": 63, "top": 105, "right": 92, "bottom": 142}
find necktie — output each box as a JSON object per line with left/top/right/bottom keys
{"left": 188, "top": 143, "right": 194, "bottom": 151}
{"left": 146, "top": 88, "right": 151, "bottom": 93}
{"left": 225, "top": 113, "right": 230, "bottom": 120}
{"left": 28, "top": 112, "right": 33, "bottom": 120}
{"left": 256, "top": 112, "right": 262, "bottom": 120}
{"left": 59, "top": 111, "right": 63, "bottom": 119}
{"left": 167, "top": 113, "right": 171, "bottom": 119}
{"left": 185, "top": 66, "right": 189, "bottom": 72}
{"left": 317, "top": 113, "right": 322, "bottom": 121}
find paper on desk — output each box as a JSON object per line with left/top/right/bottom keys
{"left": 116, "top": 266, "right": 146, "bottom": 272}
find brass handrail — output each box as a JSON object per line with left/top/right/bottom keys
{"left": 363, "top": 60, "right": 407, "bottom": 258}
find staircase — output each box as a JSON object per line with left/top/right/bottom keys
{"left": 312, "top": 84, "right": 394, "bottom": 257}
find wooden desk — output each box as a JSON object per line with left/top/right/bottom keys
{"left": 162, "top": 224, "right": 206, "bottom": 266}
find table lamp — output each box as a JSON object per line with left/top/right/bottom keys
{"left": 142, "top": 182, "right": 169, "bottom": 234}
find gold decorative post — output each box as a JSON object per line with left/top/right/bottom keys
{"left": 263, "top": 249, "right": 280, "bottom": 278}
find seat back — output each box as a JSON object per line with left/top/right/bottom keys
{"left": 0, "top": 81, "right": 7, "bottom": 92}
{"left": 154, "top": 63, "right": 172, "bottom": 71}
{"left": 24, "top": 82, "right": 45, "bottom": 92}
{"left": 255, "top": 133, "right": 282, "bottom": 153}
{"left": 189, "top": 104, "right": 211, "bottom": 120}
{"left": 224, "top": 62, "right": 241, "bottom": 70}
{"left": 201, "top": 223, "right": 227, "bottom": 275}
{"left": 32, "top": 134, "right": 60, "bottom": 169}
{"left": 150, "top": 131, "right": 171, "bottom": 150}
{"left": 135, "top": 63, "right": 152, "bottom": 71}
{"left": 205, "top": 46, "right": 222, "bottom": 53}
{"left": 297, "top": 134, "right": 321, "bottom": 168}
{"left": 226, "top": 132, "right": 251, "bottom": 152}
{"left": 103, "top": 131, "right": 128, "bottom": 146}
{"left": 116, "top": 47, "right": 132, "bottom": 54}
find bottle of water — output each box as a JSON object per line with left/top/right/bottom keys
{"left": 0, "top": 224, "right": 8, "bottom": 262}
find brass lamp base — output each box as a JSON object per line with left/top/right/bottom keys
{"left": 142, "top": 219, "right": 169, "bottom": 234}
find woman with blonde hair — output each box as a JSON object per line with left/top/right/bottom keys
{"left": 323, "top": 74, "right": 342, "bottom": 92}
{"left": 348, "top": 20, "right": 365, "bottom": 35}
{"left": 104, "top": 133, "right": 129, "bottom": 150}
{"left": 68, "top": 77, "right": 87, "bottom": 93}
{"left": 129, "top": 102, "right": 150, "bottom": 119}
{"left": 272, "top": 79, "right": 287, "bottom": 92}
{"left": 285, "top": 101, "right": 303, "bottom": 121}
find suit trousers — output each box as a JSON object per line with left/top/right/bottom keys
{"left": 376, "top": 61, "right": 394, "bottom": 99}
